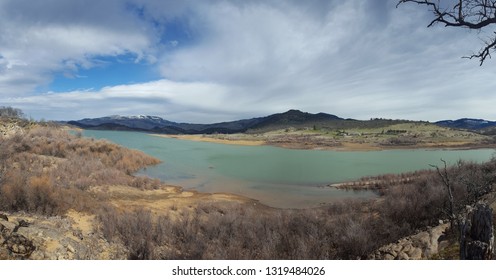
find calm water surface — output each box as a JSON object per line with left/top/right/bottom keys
{"left": 83, "top": 130, "right": 495, "bottom": 208}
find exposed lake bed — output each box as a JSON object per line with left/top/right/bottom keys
{"left": 83, "top": 130, "right": 496, "bottom": 208}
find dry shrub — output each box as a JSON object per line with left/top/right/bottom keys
{"left": 381, "top": 177, "right": 445, "bottom": 228}
{"left": 96, "top": 156, "right": 496, "bottom": 260}
{"left": 0, "top": 122, "right": 161, "bottom": 217}
{"left": 97, "top": 202, "right": 337, "bottom": 260}
{"left": 97, "top": 206, "right": 156, "bottom": 260}
{"left": 26, "top": 175, "right": 59, "bottom": 215}
{"left": 131, "top": 176, "right": 162, "bottom": 190}
{"left": 0, "top": 171, "right": 65, "bottom": 215}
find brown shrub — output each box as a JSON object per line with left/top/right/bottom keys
{"left": 0, "top": 123, "right": 161, "bottom": 217}
{"left": 97, "top": 206, "right": 156, "bottom": 260}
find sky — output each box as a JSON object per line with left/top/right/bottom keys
{"left": 1, "top": 0, "right": 496, "bottom": 123}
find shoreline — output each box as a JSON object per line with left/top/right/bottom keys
{"left": 149, "top": 133, "right": 496, "bottom": 152}
{"left": 150, "top": 133, "right": 266, "bottom": 146}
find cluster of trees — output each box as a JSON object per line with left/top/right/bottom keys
{"left": 0, "top": 106, "right": 24, "bottom": 119}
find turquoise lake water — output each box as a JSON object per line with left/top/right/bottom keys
{"left": 83, "top": 130, "right": 495, "bottom": 208}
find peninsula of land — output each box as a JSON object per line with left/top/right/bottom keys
{"left": 151, "top": 122, "right": 495, "bottom": 151}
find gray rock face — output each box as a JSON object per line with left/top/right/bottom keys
{"left": 368, "top": 223, "right": 450, "bottom": 260}
{"left": 0, "top": 212, "right": 127, "bottom": 260}
{"left": 460, "top": 203, "right": 494, "bottom": 260}
{"left": 0, "top": 217, "right": 35, "bottom": 259}
{"left": 5, "top": 233, "right": 35, "bottom": 257}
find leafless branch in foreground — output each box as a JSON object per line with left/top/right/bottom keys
{"left": 398, "top": 0, "right": 496, "bottom": 65}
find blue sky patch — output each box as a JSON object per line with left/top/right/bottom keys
{"left": 47, "top": 54, "right": 160, "bottom": 92}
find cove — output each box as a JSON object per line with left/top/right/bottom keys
{"left": 82, "top": 130, "right": 495, "bottom": 208}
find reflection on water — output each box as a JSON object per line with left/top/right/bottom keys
{"left": 83, "top": 130, "right": 495, "bottom": 208}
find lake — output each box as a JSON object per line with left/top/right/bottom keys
{"left": 83, "top": 130, "right": 495, "bottom": 208}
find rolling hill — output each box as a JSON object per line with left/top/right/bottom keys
{"left": 67, "top": 109, "right": 346, "bottom": 134}
{"left": 435, "top": 118, "right": 496, "bottom": 135}
{"left": 68, "top": 110, "right": 496, "bottom": 138}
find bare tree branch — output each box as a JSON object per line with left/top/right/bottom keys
{"left": 398, "top": 0, "right": 496, "bottom": 65}
{"left": 430, "top": 159, "right": 456, "bottom": 221}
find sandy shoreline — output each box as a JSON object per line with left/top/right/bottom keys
{"left": 150, "top": 133, "right": 496, "bottom": 152}
{"left": 150, "top": 133, "right": 266, "bottom": 146}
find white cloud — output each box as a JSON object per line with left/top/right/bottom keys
{"left": 0, "top": 0, "right": 154, "bottom": 96}
{"left": 1, "top": 0, "right": 496, "bottom": 122}
{"left": 0, "top": 80, "right": 237, "bottom": 122}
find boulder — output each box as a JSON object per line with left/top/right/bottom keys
{"left": 4, "top": 233, "right": 35, "bottom": 258}
{"left": 368, "top": 223, "right": 450, "bottom": 260}
{"left": 0, "top": 213, "right": 8, "bottom": 221}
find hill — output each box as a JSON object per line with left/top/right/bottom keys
{"left": 68, "top": 110, "right": 496, "bottom": 150}
{"left": 435, "top": 118, "right": 496, "bottom": 135}
{"left": 68, "top": 109, "right": 413, "bottom": 134}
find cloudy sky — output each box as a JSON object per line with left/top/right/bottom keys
{"left": 1, "top": 0, "right": 495, "bottom": 123}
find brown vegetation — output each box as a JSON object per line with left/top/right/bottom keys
{"left": 159, "top": 121, "right": 496, "bottom": 151}
{"left": 95, "top": 158, "right": 496, "bottom": 260}
{"left": 0, "top": 123, "right": 161, "bottom": 216}
{"left": 1, "top": 113, "right": 496, "bottom": 260}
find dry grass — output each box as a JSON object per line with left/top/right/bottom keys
{"left": 167, "top": 122, "right": 495, "bottom": 151}
{"left": 0, "top": 123, "right": 162, "bottom": 216}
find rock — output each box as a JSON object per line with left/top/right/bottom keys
{"left": 1, "top": 220, "right": 17, "bottom": 235}
{"left": 461, "top": 202, "right": 494, "bottom": 260}
{"left": 385, "top": 248, "right": 398, "bottom": 257}
{"left": 383, "top": 253, "right": 395, "bottom": 260}
{"left": 5, "top": 233, "right": 36, "bottom": 258}
{"left": 15, "top": 219, "right": 30, "bottom": 230}
{"left": 0, "top": 211, "right": 128, "bottom": 260}
{"left": 402, "top": 244, "right": 413, "bottom": 252}
{"left": 67, "top": 244, "right": 75, "bottom": 254}
{"left": 0, "top": 213, "right": 8, "bottom": 221}
{"left": 408, "top": 247, "right": 423, "bottom": 260}
{"left": 368, "top": 223, "right": 450, "bottom": 260}
{"left": 397, "top": 251, "right": 410, "bottom": 260}
{"left": 72, "top": 231, "right": 83, "bottom": 240}
{"left": 391, "top": 244, "right": 403, "bottom": 252}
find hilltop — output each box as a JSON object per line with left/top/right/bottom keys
{"left": 436, "top": 118, "right": 496, "bottom": 135}
{"left": 68, "top": 110, "right": 496, "bottom": 150}
{"left": 67, "top": 109, "right": 407, "bottom": 134}
{"left": 68, "top": 109, "right": 496, "bottom": 135}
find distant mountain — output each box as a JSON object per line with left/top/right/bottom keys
{"left": 68, "top": 112, "right": 496, "bottom": 136}
{"left": 249, "top": 109, "right": 342, "bottom": 131}
{"left": 435, "top": 118, "right": 496, "bottom": 131}
{"left": 68, "top": 115, "right": 177, "bottom": 131}
{"left": 68, "top": 109, "right": 344, "bottom": 134}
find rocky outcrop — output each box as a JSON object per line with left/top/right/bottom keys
{"left": 368, "top": 223, "right": 450, "bottom": 260}
{"left": 0, "top": 211, "right": 127, "bottom": 260}
{"left": 0, "top": 218, "right": 35, "bottom": 259}
{"left": 0, "top": 122, "right": 25, "bottom": 138}
{"left": 460, "top": 203, "right": 494, "bottom": 259}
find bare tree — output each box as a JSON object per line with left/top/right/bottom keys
{"left": 0, "top": 106, "right": 24, "bottom": 118}
{"left": 398, "top": 0, "right": 496, "bottom": 65}
{"left": 430, "top": 159, "right": 457, "bottom": 223}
